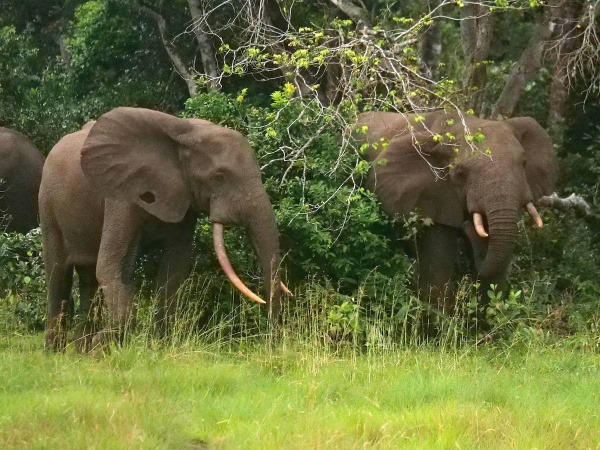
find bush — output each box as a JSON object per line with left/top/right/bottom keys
{"left": 183, "top": 89, "right": 410, "bottom": 294}
{"left": 0, "top": 229, "right": 46, "bottom": 330}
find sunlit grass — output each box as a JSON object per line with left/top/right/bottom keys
{"left": 0, "top": 276, "right": 599, "bottom": 449}
{"left": 0, "top": 329, "right": 599, "bottom": 449}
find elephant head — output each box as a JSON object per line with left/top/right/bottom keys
{"left": 79, "top": 107, "right": 283, "bottom": 312}
{"left": 357, "top": 110, "right": 559, "bottom": 282}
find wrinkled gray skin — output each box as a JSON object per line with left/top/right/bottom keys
{"left": 356, "top": 110, "right": 559, "bottom": 311}
{"left": 40, "top": 108, "right": 282, "bottom": 351}
{"left": 0, "top": 127, "right": 45, "bottom": 233}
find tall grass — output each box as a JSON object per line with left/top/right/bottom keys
{"left": 1, "top": 275, "right": 599, "bottom": 448}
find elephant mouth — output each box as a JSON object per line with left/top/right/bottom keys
{"left": 471, "top": 202, "right": 543, "bottom": 238}
{"left": 212, "top": 223, "right": 291, "bottom": 304}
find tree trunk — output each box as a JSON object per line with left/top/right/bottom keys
{"left": 419, "top": 0, "right": 442, "bottom": 81}
{"left": 187, "top": 0, "right": 220, "bottom": 91}
{"left": 491, "top": 1, "right": 561, "bottom": 119}
{"left": 461, "top": 3, "right": 494, "bottom": 114}
{"left": 52, "top": 34, "right": 71, "bottom": 68}
{"left": 138, "top": 4, "right": 197, "bottom": 97}
{"left": 547, "top": 0, "right": 585, "bottom": 139}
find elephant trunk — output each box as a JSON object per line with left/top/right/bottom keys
{"left": 479, "top": 205, "right": 519, "bottom": 281}
{"left": 247, "top": 195, "right": 283, "bottom": 318}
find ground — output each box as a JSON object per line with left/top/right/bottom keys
{"left": 0, "top": 332, "right": 598, "bottom": 449}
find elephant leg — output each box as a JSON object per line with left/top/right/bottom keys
{"left": 73, "top": 265, "right": 100, "bottom": 353}
{"left": 93, "top": 202, "right": 144, "bottom": 348}
{"left": 154, "top": 218, "right": 195, "bottom": 338}
{"left": 44, "top": 262, "right": 74, "bottom": 351}
{"left": 416, "top": 224, "right": 460, "bottom": 314}
{"left": 43, "top": 226, "right": 74, "bottom": 351}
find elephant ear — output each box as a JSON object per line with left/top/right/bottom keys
{"left": 368, "top": 131, "right": 464, "bottom": 227}
{"left": 81, "top": 107, "right": 193, "bottom": 223}
{"left": 506, "top": 117, "right": 559, "bottom": 200}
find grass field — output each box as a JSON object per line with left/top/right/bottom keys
{"left": 0, "top": 328, "right": 599, "bottom": 449}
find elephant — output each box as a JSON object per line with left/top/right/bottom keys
{"left": 355, "top": 110, "right": 559, "bottom": 312}
{"left": 40, "top": 107, "right": 287, "bottom": 351}
{"left": 0, "top": 127, "right": 45, "bottom": 233}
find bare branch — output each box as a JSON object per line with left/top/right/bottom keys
{"left": 548, "top": 1, "right": 600, "bottom": 98}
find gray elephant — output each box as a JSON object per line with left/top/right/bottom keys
{"left": 0, "top": 127, "right": 45, "bottom": 233}
{"left": 356, "top": 110, "right": 559, "bottom": 311}
{"left": 40, "top": 108, "right": 286, "bottom": 351}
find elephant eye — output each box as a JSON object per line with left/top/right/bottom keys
{"left": 451, "top": 165, "right": 468, "bottom": 184}
{"left": 215, "top": 171, "right": 225, "bottom": 183}
{"left": 139, "top": 191, "right": 156, "bottom": 204}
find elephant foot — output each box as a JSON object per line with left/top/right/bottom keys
{"left": 45, "top": 320, "right": 68, "bottom": 352}
{"left": 45, "top": 332, "right": 67, "bottom": 352}
{"left": 73, "top": 324, "right": 96, "bottom": 353}
{"left": 89, "top": 326, "right": 129, "bottom": 354}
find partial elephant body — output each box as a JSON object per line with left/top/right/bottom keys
{"left": 40, "top": 108, "right": 283, "bottom": 351}
{"left": 356, "top": 110, "right": 559, "bottom": 311}
{"left": 0, "top": 127, "right": 45, "bottom": 233}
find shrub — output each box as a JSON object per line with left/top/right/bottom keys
{"left": 0, "top": 228, "right": 46, "bottom": 330}
{"left": 183, "top": 90, "right": 410, "bottom": 295}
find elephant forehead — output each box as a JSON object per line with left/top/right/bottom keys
{"left": 450, "top": 121, "right": 521, "bottom": 146}
{"left": 369, "top": 160, "right": 464, "bottom": 227}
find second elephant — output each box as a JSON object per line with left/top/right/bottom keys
{"left": 0, "top": 127, "right": 45, "bottom": 233}
{"left": 356, "top": 110, "right": 559, "bottom": 311}
{"left": 40, "top": 108, "right": 285, "bottom": 351}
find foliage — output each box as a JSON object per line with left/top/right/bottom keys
{"left": 0, "top": 25, "right": 41, "bottom": 131}
{"left": 0, "top": 229, "right": 45, "bottom": 330}
{"left": 184, "top": 90, "right": 409, "bottom": 293}
{"left": 1, "top": 0, "right": 188, "bottom": 150}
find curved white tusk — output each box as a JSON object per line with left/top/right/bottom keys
{"left": 213, "top": 223, "right": 266, "bottom": 304}
{"left": 281, "top": 282, "right": 293, "bottom": 296}
{"left": 526, "top": 202, "right": 543, "bottom": 228}
{"left": 473, "top": 212, "right": 488, "bottom": 238}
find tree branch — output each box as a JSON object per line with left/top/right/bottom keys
{"left": 461, "top": 3, "right": 494, "bottom": 114}
{"left": 538, "top": 192, "right": 595, "bottom": 217}
{"left": 137, "top": 3, "right": 197, "bottom": 97}
{"left": 327, "top": 0, "right": 372, "bottom": 29}
{"left": 187, "top": 0, "right": 220, "bottom": 91}
{"left": 547, "top": 0, "right": 586, "bottom": 137}
{"left": 490, "top": 1, "right": 559, "bottom": 119}
{"left": 419, "top": 0, "right": 442, "bottom": 81}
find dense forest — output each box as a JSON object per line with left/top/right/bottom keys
{"left": 1, "top": 0, "right": 599, "bottom": 339}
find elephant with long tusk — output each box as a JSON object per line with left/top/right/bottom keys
{"left": 355, "top": 110, "right": 559, "bottom": 312}
{"left": 40, "top": 108, "right": 289, "bottom": 352}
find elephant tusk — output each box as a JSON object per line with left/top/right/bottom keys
{"left": 213, "top": 223, "right": 266, "bottom": 304}
{"left": 473, "top": 212, "right": 488, "bottom": 238}
{"left": 281, "top": 282, "right": 293, "bottom": 296}
{"left": 526, "top": 202, "right": 543, "bottom": 228}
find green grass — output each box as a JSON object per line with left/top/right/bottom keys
{"left": 0, "top": 331, "right": 598, "bottom": 449}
